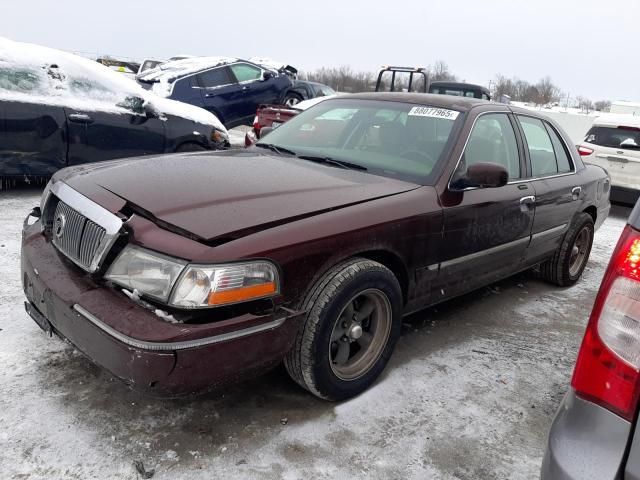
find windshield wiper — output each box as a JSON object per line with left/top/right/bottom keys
{"left": 297, "top": 155, "right": 368, "bottom": 171}
{"left": 255, "top": 143, "right": 297, "bottom": 156}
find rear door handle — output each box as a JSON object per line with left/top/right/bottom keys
{"left": 242, "top": 85, "right": 251, "bottom": 91}
{"left": 204, "top": 93, "right": 216, "bottom": 98}
{"left": 520, "top": 195, "right": 535, "bottom": 212}
{"left": 68, "top": 113, "right": 94, "bottom": 124}
{"left": 571, "top": 186, "right": 582, "bottom": 200}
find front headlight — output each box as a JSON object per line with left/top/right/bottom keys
{"left": 105, "top": 246, "right": 187, "bottom": 302}
{"left": 105, "top": 246, "right": 280, "bottom": 308}
{"left": 170, "top": 261, "right": 280, "bottom": 308}
{"left": 211, "top": 127, "right": 229, "bottom": 146}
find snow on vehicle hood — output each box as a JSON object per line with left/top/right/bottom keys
{"left": 0, "top": 38, "right": 226, "bottom": 132}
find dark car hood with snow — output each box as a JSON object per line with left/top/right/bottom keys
{"left": 62, "top": 151, "right": 420, "bottom": 241}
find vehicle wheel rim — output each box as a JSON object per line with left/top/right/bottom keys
{"left": 285, "top": 97, "right": 300, "bottom": 107}
{"left": 569, "top": 227, "right": 591, "bottom": 277}
{"left": 328, "top": 288, "right": 392, "bottom": 381}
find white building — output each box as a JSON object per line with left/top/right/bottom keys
{"left": 610, "top": 101, "right": 640, "bottom": 116}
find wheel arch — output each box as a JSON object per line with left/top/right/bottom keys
{"left": 354, "top": 250, "right": 409, "bottom": 305}
{"left": 582, "top": 204, "right": 597, "bottom": 224}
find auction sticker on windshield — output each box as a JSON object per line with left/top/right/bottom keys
{"left": 408, "top": 106, "right": 459, "bottom": 120}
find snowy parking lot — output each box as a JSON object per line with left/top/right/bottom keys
{"left": 0, "top": 185, "right": 630, "bottom": 480}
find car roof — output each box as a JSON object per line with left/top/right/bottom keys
{"left": 342, "top": 92, "right": 490, "bottom": 111}
{"left": 137, "top": 56, "right": 239, "bottom": 81}
{"left": 591, "top": 114, "right": 640, "bottom": 128}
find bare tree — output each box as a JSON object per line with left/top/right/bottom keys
{"left": 594, "top": 100, "right": 611, "bottom": 112}
{"left": 576, "top": 96, "right": 594, "bottom": 113}
{"left": 536, "top": 76, "right": 559, "bottom": 105}
{"left": 494, "top": 74, "right": 515, "bottom": 99}
{"left": 430, "top": 60, "right": 457, "bottom": 82}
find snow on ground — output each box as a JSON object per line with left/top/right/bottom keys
{"left": 0, "top": 185, "right": 630, "bottom": 479}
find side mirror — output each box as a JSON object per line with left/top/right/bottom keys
{"left": 451, "top": 162, "right": 508, "bottom": 190}
{"left": 262, "top": 71, "right": 275, "bottom": 81}
{"left": 259, "top": 126, "right": 274, "bottom": 138}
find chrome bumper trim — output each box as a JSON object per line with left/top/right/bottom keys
{"left": 72, "top": 304, "right": 288, "bottom": 351}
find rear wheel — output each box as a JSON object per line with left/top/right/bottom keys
{"left": 283, "top": 92, "right": 303, "bottom": 107}
{"left": 539, "top": 212, "right": 594, "bottom": 286}
{"left": 284, "top": 258, "right": 402, "bottom": 401}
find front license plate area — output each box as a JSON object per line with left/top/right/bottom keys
{"left": 25, "top": 301, "right": 52, "bottom": 336}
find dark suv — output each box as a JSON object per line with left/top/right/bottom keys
{"left": 137, "top": 57, "right": 294, "bottom": 128}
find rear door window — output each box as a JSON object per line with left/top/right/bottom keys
{"left": 544, "top": 123, "right": 573, "bottom": 173}
{"left": 196, "top": 67, "right": 233, "bottom": 88}
{"left": 0, "top": 67, "right": 43, "bottom": 93}
{"left": 230, "top": 63, "right": 262, "bottom": 83}
{"left": 518, "top": 116, "right": 558, "bottom": 176}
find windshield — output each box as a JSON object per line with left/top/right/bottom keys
{"left": 585, "top": 126, "right": 640, "bottom": 150}
{"left": 258, "top": 98, "right": 463, "bottom": 184}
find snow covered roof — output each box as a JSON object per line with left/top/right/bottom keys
{"left": 592, "top": 113, "right": 640, "bottom": 128}
{"left": 0, "top": 38, "right": 226, "bottom": 131}
{"left": 137, "top": 56, "right": 238, "bottom": 82}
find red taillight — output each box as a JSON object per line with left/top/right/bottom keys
{"left": 578, "top": 145, "right": 594, "bottom": 156}
{"left": 572, "top": 225, "right": 640, "bottom": 421}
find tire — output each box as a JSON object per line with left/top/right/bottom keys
{"left": 284, "top": 258, "right": 402, "bottom": 401}
{"left": 176, "top": 143, "right": 207, "bottom": 152}
{"left": 283, "top": 92, "right": 303, "bottom": 107}
{"left": 539, "top": 212, "right": 595, "bottom": 287}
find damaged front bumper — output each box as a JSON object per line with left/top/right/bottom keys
{"left": 21, "top": 219, "right": 303, "bottom": 396}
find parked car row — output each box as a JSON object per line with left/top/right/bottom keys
{"left": 136, "top": 57, "right": 333, "bottom": 129}
{"left": 0, "top": 39, "right": 229, "bottom": 179}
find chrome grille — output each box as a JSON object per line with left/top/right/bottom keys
{"left": 52, "top": 200, "right": 106, "bottom": 270}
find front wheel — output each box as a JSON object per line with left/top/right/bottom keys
{"left": 539, "top": 212, "right": 594, "bottom": 286}
{"left": 284, "top": 258, "right": 402, "bottom": 401}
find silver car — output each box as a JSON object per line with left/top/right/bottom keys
{"left": 542, "top": 199, "right": 640, "bottom": 479}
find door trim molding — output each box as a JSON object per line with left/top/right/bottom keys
{"left": 440, "top": 236, "right": 530, "bottom": 269}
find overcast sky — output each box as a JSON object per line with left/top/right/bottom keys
{"left": 2, "top": 0, "right": 637, "bottom": 101}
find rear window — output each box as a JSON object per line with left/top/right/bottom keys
{"left": 585, "top": 126, "right": 640, "bottom": 150}
{"left": 0, "top": 67, "right": 43, "bottom": 93}
{"left": 196, "top": 67, "right": 232, "bottom": 88}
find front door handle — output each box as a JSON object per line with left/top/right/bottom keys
{"left": 242, "top": 85, "right": 251, "bottom": 91}
{"left": 520, "top": 195, "right": 535, "bottom": 212}
{"left": 204, "top": 92, "right": 216, "bottom": 98}
{"left": 571, "top": 186, "right": 582, "bottom": 200}
{"left": 68, "top": 113, "right": 94, "bottom": 124}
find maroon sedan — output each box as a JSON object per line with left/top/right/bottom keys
{"left": 22, "top": 93, "right": 610, "bottom": 400}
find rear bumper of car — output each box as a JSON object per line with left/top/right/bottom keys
{"left": 21, "top": 221, "right": 303, "bottom": 397}
{"left": 541, "top": 389, "right": 631, "bottom": 480}
{"left": 611, "top": 185, "right": 640, "bottom": 205}
{"left": 584, "top": 156, "right": 640, "bottom": 193}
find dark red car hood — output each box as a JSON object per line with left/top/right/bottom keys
{"left": 64, "top": 151, "right": 420, "bottom": 242}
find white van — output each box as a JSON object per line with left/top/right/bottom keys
{"left": 578, "top": 115, "right": 640, "bottom": 203}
